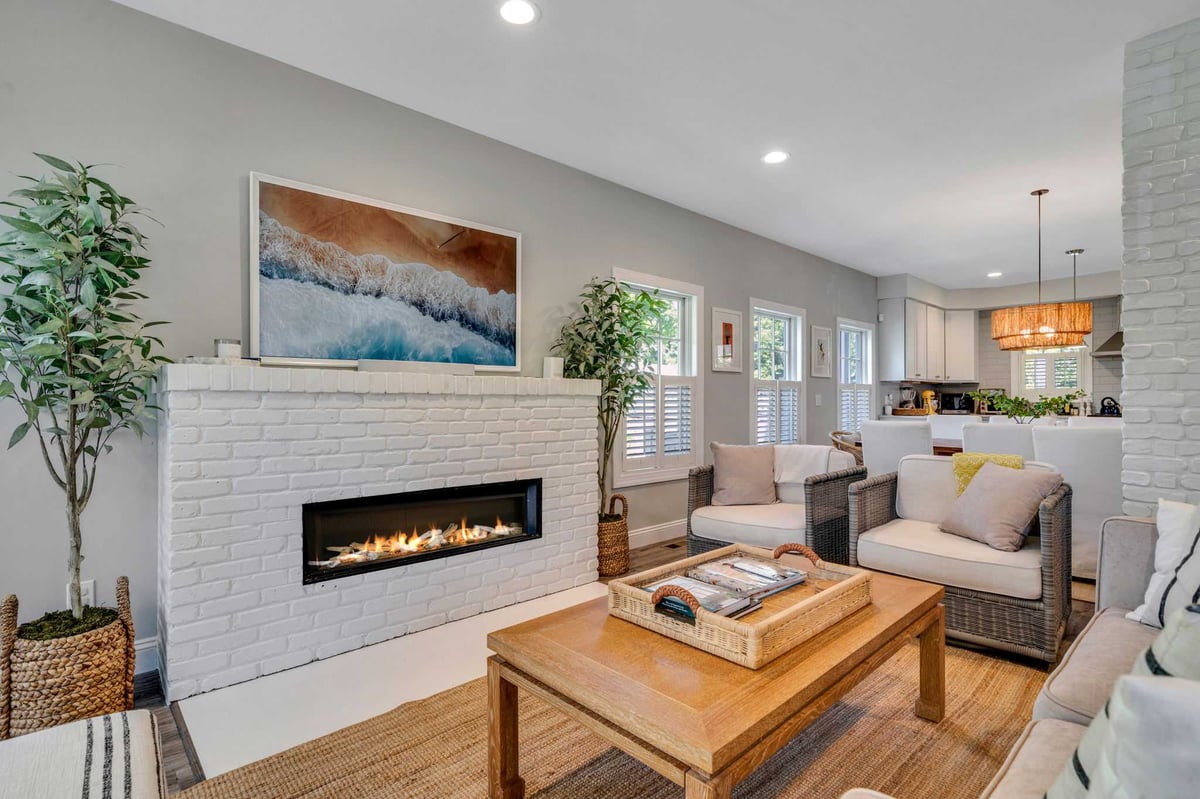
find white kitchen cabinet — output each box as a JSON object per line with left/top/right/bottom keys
{"left": 926, "top": 303, "right": 945, "bottom": 381}
{"left": 905, "top": 298, "right": 928, "bottom": 380}
{"left": 879, "top": 298, "right": 967, "bottom": 383}
{"left": 944, "top": 309, "right": 978, "bottom": 381}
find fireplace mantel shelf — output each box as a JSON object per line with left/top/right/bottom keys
{"left": 158, "top": 363, "right": 600, "bottom": 398}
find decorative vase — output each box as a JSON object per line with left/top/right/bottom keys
{"left": 0, "top": 577, "right": 135, "bottom": 739}
{"left": 597, "top": 494, "right": 630, "bottom": 577}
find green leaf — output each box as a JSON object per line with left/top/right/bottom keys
{"left": 0, "top": 214, "right": 45, "bottom": 234}
{"left": 8, "top": 422, "right": 30, "bottom": 449}
{"left": 33, "top": 153, "right": 77, "bottom": 173}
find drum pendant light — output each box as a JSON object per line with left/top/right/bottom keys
{"left": 990, "top": 189, "right": 1092, "bottom": 351}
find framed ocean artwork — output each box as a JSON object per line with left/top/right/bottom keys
{"left": 249, "top": 173, "right": 520, "bottom": 371}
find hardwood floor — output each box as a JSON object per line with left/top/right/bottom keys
{"left": 139, "top": 537, "right": 1094, "bottom": 794}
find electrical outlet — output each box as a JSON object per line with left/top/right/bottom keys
{"left": 815, "top": 394, "right": 823, "bottom": 406}
{"left": 68, "top": 580, "right": 97, "bottom": 608}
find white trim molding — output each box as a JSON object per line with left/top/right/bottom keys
{"left": 628, "top": 519, "right": 688, "bottom": 549}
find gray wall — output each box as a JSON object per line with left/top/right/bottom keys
{"left": 0, "top": 0, "right": 877, "bottom": 649}
{"left": 1120, "top": 17, "right": 1200, "bottom": 516}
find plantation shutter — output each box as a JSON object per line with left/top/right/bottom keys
{"left": 624, "top": 386, "right": 657, "bottom": 459}
{"left": 1023, "top": 356, "right": 1048, "bottom": 391}
{"left": 1054, "top": 355, "right": 1079, "bottom": 389}
{"left": 838, "top": 385, "right": 872, "bottom": 433}
{"left": 755, "top": 380, "right": 801, "bottom": 444}
{"left": 754, "top": 381, "right": 779, "bottom": 445}
{"left": 662, "top": 379, "right": 693, "bottom": 456}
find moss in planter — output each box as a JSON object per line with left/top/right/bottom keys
{"left": 599, "top": 512, "right": 624, "bottom": 523}
{"left": 16, "top": 607, "right": 118, "bottom": 641}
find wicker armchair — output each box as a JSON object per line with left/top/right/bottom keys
{"left": 829, "top": 431, "right": 864, "bottom": 465}
{"left": 847, "top": 464, "right": 1072, "bottom": 663}
{"left": 686, "top": 463, "right": 866, "bottom": 563}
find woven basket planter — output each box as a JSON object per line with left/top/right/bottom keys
{"left": 0, "top": 576, "right": 135, "bottom": 739}
{"left": 597, "top": 493, "right": 630, "bottom": 577}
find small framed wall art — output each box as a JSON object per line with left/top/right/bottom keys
{"left": 811, "top": 325, "right": 833, "bottom": 378}
{"left": 711, "top": 307, "right": 743, "bottom": 373}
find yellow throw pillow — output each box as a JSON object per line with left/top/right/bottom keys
{"left": 952, "top": 452, "right": 1024, "bottom": 495}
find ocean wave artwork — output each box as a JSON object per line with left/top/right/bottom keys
{"left": 256, "top": 208, "right": 517, "bottom": 366}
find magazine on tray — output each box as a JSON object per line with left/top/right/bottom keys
{"left": 642, "top": 555, "right": 807, "bottom": 621}
{"left": 686, "top": 556, "right": 807, "bottom": 599}
{"left": 641, "top": 576, "right": 760, "bottom": 621}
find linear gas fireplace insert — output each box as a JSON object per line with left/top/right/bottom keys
{"left": 302, "top": 478, "right": 542, "bottom": 583}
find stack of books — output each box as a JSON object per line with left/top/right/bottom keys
{"left": 643, "top": 555, "right": 807, "bottom": 622}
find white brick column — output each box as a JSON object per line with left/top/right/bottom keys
{"left": 156, "top": 365, "right": 600, "bottom": 700}
{"left": 1121, "top": 17, "right": 1200, "bottom": 515}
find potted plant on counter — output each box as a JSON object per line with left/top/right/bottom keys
{"left": 969, "top": 389, "right": 1083, "bottom": 424}
{"left": 0, "top": 155, "right": 168, "bottom": 738}
{"left": 553, "top": 277, "right": 666, "bottom": 577}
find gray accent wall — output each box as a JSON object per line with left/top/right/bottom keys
{"left": 0, "top": 0, "right": 877, "bottom": 647}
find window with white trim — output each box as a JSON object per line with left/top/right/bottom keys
{"left": 1014, "top": 348, "right": 1086, "bottom": 401}
{"left": 751, "top": 302, "right": 804, "bottom": 445}
{"left": 613, "top": 270, "right": 703, "bottom": 488}
{"left": 837, "top": 320, "right": 874, "bottom": 433}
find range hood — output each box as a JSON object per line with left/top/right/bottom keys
{"left": 1092, "top": 330, "right": 1123, "bottom": 358}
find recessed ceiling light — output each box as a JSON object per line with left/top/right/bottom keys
{"left": 762, "top": 151, "right": 789, "bottom": 164}
{"left": 500, "top": 0, "right": 539, "bottom": 25}
{"left": 987, "top": 271, "right": 1003, "bottom": 278}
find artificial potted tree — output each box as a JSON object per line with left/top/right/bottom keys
{"left": 0, "top": 155, "right": 167, "bottom": 738}
{"left": 553, "top": 277, "right": 666, "bottom": 576}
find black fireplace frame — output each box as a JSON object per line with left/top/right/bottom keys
{"left": 302, "top": 478, "right": 542, "bottom": 584}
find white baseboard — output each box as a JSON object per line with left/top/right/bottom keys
{"left": 135, "top": 637, "right": 159, "bottom": 675}
{"left": 628, "top": 518, "right": 686, "bottom": 549}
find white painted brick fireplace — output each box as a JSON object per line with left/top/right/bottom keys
{"left": 156, "top": 364, "right": 600, "bottom": 701}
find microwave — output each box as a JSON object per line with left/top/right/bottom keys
{"left": 939, "top": 392, "right": 973, "bottom": 413}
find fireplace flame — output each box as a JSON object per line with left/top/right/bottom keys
{"left": 313, "top": 516, "right": 519, "bottom": 570}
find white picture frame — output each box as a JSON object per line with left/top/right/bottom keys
{"left": 811, "top": 325, "right": 833, "bottom": 378}
{"left": 711, "top": 307, "right": 743, "bottom": 373}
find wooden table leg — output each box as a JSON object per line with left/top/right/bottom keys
{"left": 916, "top": 604, "right": 945, "bottom": 722}
{"left": 488, "top": 656, "right": 525, "bottom": 799}
{"left": 685, "top": 770, "right": 732, "bottom": 799}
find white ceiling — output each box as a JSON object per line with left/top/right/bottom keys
{"left": 114, "top": 0, "right": 1200, "bottom": 289}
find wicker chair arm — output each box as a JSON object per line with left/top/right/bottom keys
{"left": 847, "top": 473, "right": 899, "bottom": 566}
{"left": 686, "top": 465, "right": 715, "bottom": 536}
{"left": 1037, "top": 483, "right": 1073, "bottom": 626}
{"left": 805, "top": 466, "right": 868, "bottom": 525}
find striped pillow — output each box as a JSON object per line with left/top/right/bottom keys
{"left": 1127, "top": 498, "right": 1200, "bottom": 628}
{"left": 1045, "top": 605, "right": 1200, "bottom": 799}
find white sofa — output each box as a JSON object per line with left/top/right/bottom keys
{"left": 687, "top": 445, "right": 863, "bottom": 562}
{"left": 848, "top": 454, "right": 1071, "bottom": 661}
{"left": 841, "top": 516, "right": 1167, "bottom": 799}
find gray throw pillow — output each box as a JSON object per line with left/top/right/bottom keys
{"left": 938, "top": 461, "right": 1063, "bottom": 551}
{"left": 710, "top": 443, "right": 777, "bottom": 506}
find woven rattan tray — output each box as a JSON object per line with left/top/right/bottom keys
{"left": 608, "top": 543, "right": 872, "bottom": 669}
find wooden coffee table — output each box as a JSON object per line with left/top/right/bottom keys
{"left": 486, "top": 572, "right": 944, "bottom": 799}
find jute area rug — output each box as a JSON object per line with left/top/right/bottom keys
{"left": 180, "top": 642, "right": 1043, "bottom": 799}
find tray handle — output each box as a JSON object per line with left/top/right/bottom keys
{"left": 649, "top": 584, "right": 702, "bottom": 613}
{"left": 772, "top": 542, "right": 821, "bottom": 564}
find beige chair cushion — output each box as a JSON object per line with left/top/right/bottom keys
{"left": 979, "top": 719, "right": 1086, "bottom": 799}
{"left": 0, "top": 710, "right": 165, "bottom": 799}
{"left": 1033, "top": 607, "right": 1159, "bottom": 725}
{"left": 857, "top": 518, "right": 1044, "bottom": 599}
{"left": 775, "top": 446, "right": 855, "bottom": 503}
{"left": 690, "top": 502, "right": 806, "bottom": 549}
{"left": 895, "top": 455, "right": 1057, "bottom": 525}
{"left": 940, "top": 461, "right": 1063, "bottom": 552}
{"left": 710, "top": 442, "right": 777, "bottom": 505}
